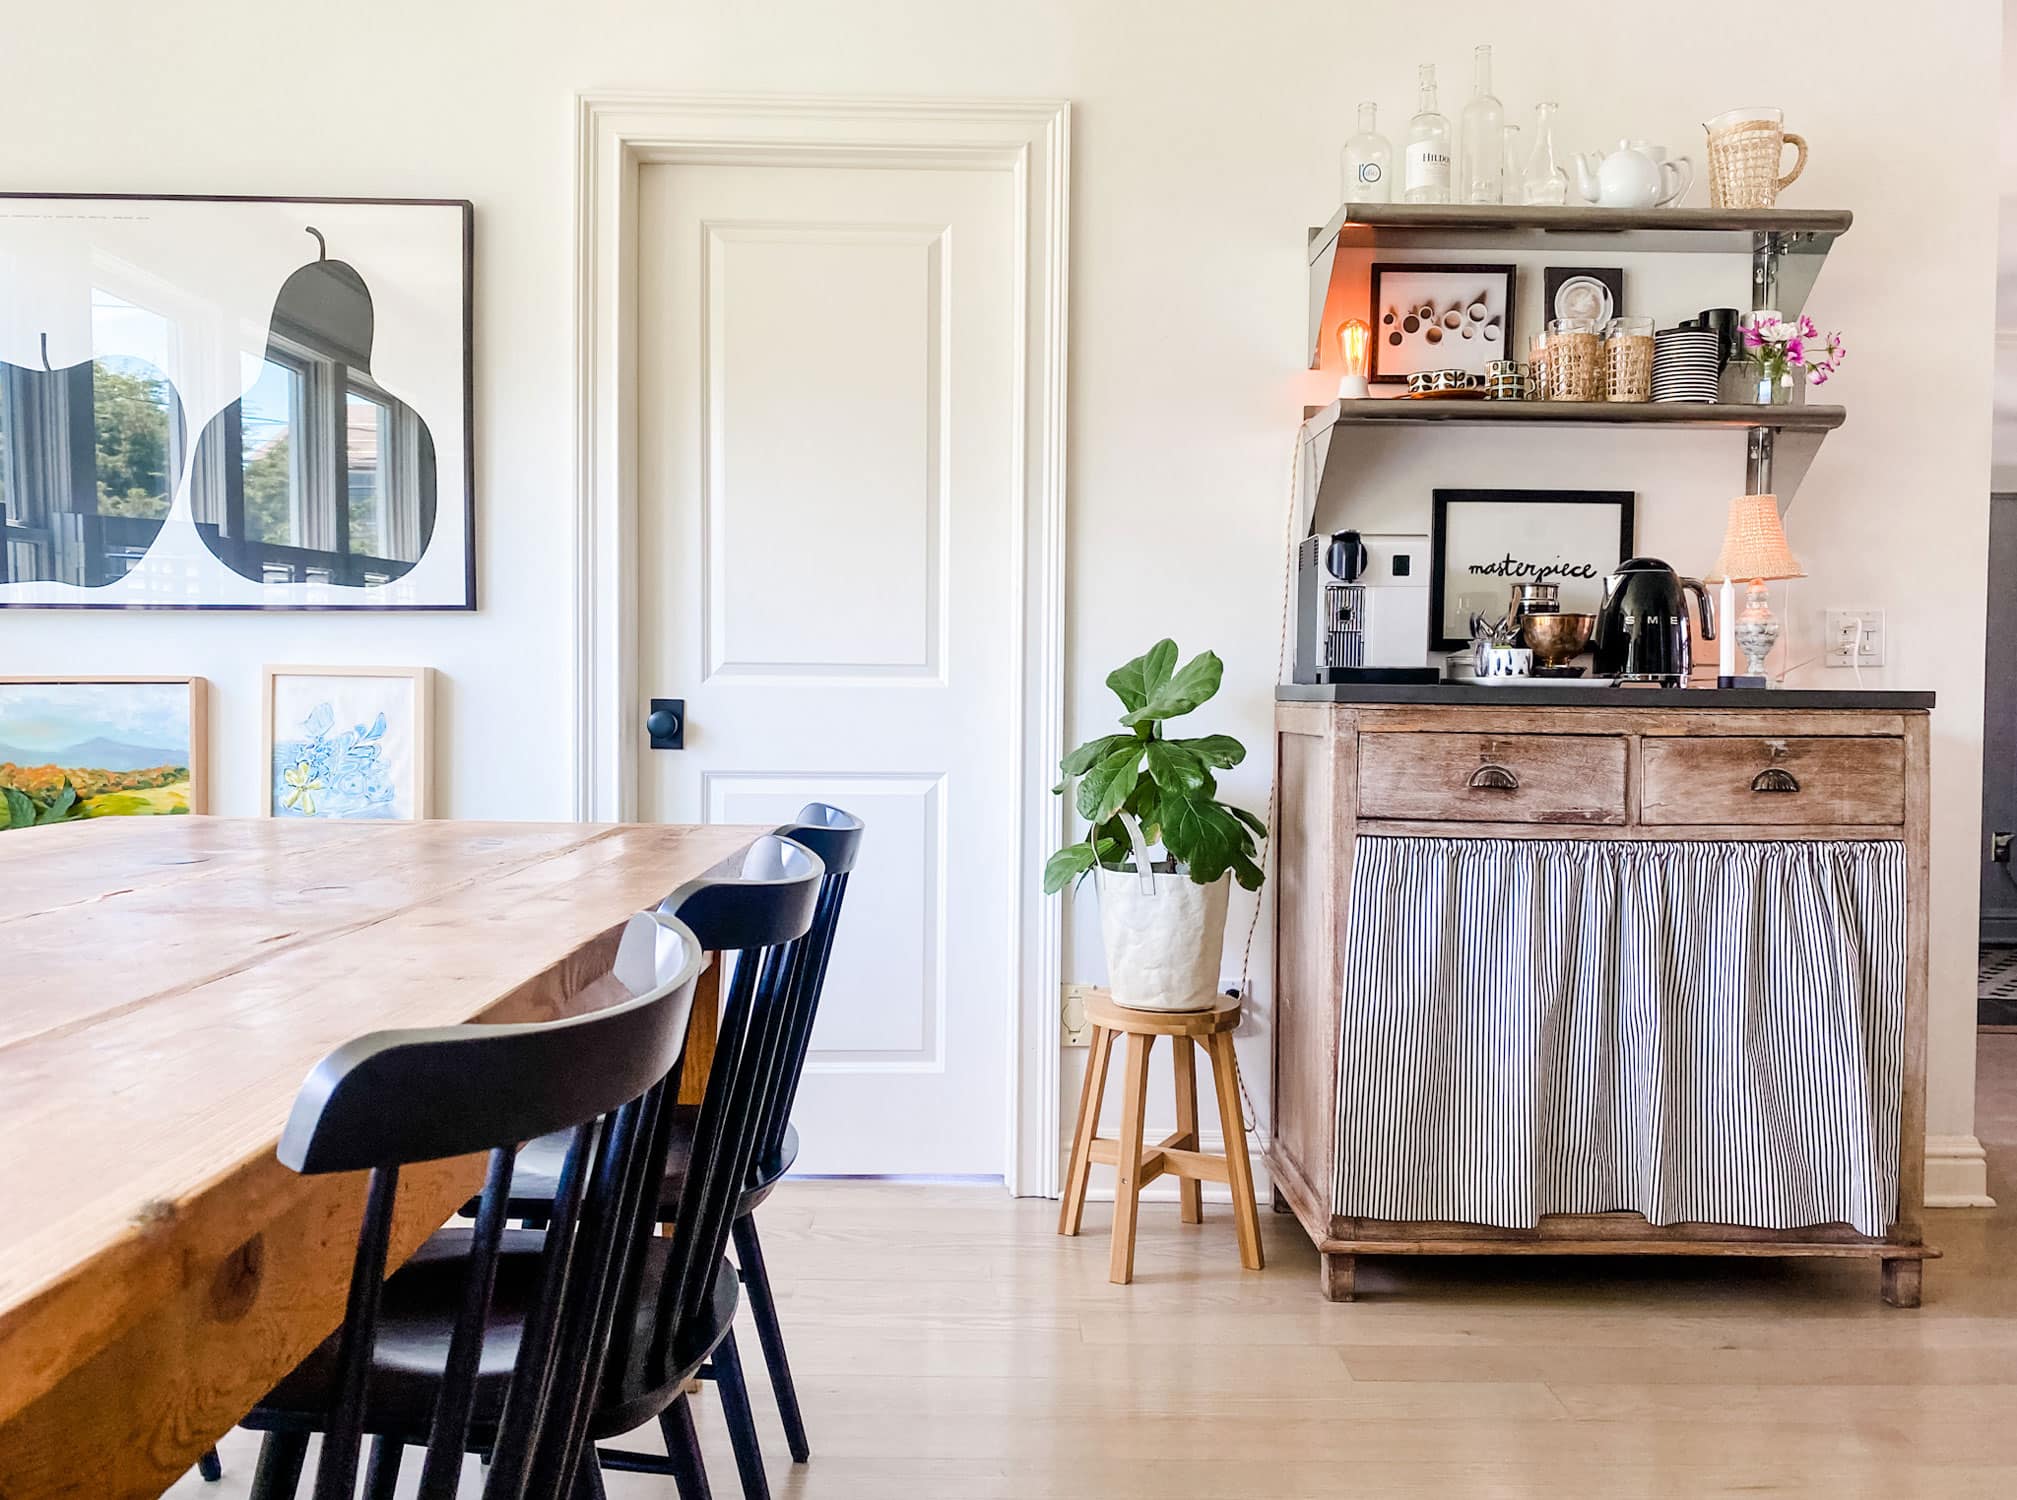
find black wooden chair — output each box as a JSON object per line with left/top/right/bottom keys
{"left": 506, "top": 804, "right": 864, "bottom": 1498}
{"left": 240, "top": 832, "right": 821, "bottom": 1499}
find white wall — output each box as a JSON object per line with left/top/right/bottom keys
{"left": 0, "top": 0, "right": 1999, "bottom": 1188}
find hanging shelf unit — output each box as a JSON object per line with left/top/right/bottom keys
{"left": 1301, "top": 203, "right": 1853, "bottom": 510}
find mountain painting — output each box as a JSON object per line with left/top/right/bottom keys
{"left": 0, "top": 679, "right": 206, "bottom": 829}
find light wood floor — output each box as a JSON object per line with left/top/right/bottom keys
{"left": 171, "top": 1036, "right": 2017, "bottom": 1499}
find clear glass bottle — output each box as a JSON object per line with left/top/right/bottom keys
{"left": 1522, "top": 101, "right": 1569, "bottom": 205}
{"left": 1404, "top": 64, "right": 1452, "bottom": 204}
{"left": 1500, "top": 124, "right": 1524, "bottom": 205}
{"left": 1457, "top": 45, "right": 1505, "bottom": 204}
{"left": 1340, "top": 101, "right": 1394, "bottom": 204}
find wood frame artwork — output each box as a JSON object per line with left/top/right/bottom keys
{"left": 261, "top": 665, "right": 435, "bottom": 820}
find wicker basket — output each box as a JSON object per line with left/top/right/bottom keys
{"left": 1706, "top": 117, "right": 1807, "bottom": 209}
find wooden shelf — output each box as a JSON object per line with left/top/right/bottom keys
{"left": 1305, "top": 398, "right": 1845, "bottom": 432}
{"left": 1308, "top": 204, "right": 1852, "bottom": 367}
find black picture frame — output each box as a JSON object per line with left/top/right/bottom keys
{"left": 1368, "top": 262, "right": 1517, "bottom": 384}
{"left": 1429, "top": 488, "right": 1636, "bottom": 651}
{"left": 1542, "top": 266, "right": 1625, "bottom": 326}
{"left": 0, "top": 193, "right": 476, "bottom": 611}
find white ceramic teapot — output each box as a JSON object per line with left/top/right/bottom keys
{"left": 1573, "top": 140, "right": 1693, "bottom": 208}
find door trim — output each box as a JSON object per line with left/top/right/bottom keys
{"left": 571, "top": 93, "right": 1070, "bottom": 1196}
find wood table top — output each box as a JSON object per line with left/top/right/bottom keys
{"left": 0, "top": 816, "right": 761, "bottom": 1485}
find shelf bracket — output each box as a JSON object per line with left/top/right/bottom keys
{"left": 1752, "top": 232, "right": 1783, "bottom": 312}
{"left": 1747, "top": 427, "right": 1775, "bottom": 494}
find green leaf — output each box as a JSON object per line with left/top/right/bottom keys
{"left": 1075, "top": 743, "right": 1142, "bottom": 825}
{"left": 1159, "top": 791, "right": 1245, "bottom": 886}
{"left": 1054, "top": 733, "right": 1134, "bottom": 792}
{"left": 1227, "top": 845, "right": 1266, "bottom": 891}
{"left": 3, "top": 786, "right": 36, "bottom": 830}
{"left": 1227, "top": 803, "right": 1269, "bottom": 840}
{"left": 1105, "top": 639, "right": 1178, "bottom": 714}
{"left": 1171, "top": 733, "right": 1246, "bottom": 769}
{"left": 1042, "top": 842, "right": 1098, "bottom": 894}
{"left": 1120, "top": 649, "right": 1223, "bottom": 727}
{"left": 1143, "top": 740, "right": 1214, "bottom": 798}
{"left": 33, "top": 783, "right": 78, "bottom": 825}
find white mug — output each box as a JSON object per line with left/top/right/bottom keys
{"left": 1482, "top": 646, "right": 1534, "bottom": 678}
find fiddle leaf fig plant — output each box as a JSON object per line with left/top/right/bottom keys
{"left": 1044, "top": 640, "right": 1266, "bottom": 894}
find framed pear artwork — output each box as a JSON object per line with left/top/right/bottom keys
{"left": 0, "top": 194, "right": 473, "bottom": 609}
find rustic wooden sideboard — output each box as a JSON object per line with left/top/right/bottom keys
{"left": 1270, "top": 685, "right": 1934, "bottom": 1305}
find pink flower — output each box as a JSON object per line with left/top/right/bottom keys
{"left": 1785, "top": 337, "right": 1805, "bottom": 365}
{"left": 1742, "top": 325, "right": 1764, "bottom": 349}
{"left": 1798, "top": 314, "right": 1818, "bottom": 340}
{"left": 1809, "top": 364, "right": 1830, "bottom": 385}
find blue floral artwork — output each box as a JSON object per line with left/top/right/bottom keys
{"left": 271, "top": 702, "right": 402, "bottom": 819}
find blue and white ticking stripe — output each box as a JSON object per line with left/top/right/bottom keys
{"left": 1334, "top": 837, "right": 1905, "bottom": 1237}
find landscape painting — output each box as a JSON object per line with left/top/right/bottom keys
{"left": 264, "top": 666, "right": 432, "bottom": 820}
{"left": 0, "top": 678, "right": 207, "bottom": 829}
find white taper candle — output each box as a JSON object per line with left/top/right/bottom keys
{"left": 1718, "top": 577, "right": 1737, "bottom": 679}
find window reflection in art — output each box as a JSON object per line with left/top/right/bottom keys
{"left": 0, "top": 342, "right": 185, "bottom": 587}
{"left": 190, "top": 227, "right": 437, "bottom": 587}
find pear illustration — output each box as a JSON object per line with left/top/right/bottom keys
{"left": 189, "top": 227, "right": 437, "bottom": 586}
{"left": 0, "top": 333, "right": 184, "bottom": 587}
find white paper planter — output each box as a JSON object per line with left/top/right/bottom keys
{"left": 1093, "top": 813, "right": 1230, "bottom": 1013}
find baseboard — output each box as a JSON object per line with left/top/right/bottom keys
{"left": 1982, "top": 911, "right": 2017, "bottom": 945}
{"left": 1925, "top": 1134, "right": 1996, "bottom": 1208}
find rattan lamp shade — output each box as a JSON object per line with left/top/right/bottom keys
{"left": 1706, "top": 493, "right": 1805, "bottom": 583}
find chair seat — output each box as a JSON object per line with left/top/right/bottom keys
{"left": 500, "top": 1106, "right": 800, "bottom": 1220}
{"left": 247, "top": 1230, "right": 740, "bottom": 1444}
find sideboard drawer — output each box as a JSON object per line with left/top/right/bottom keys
{"left": 1357, "top": 732, "right": 1628, "bottom": 825}
{"left": 1640, "top": 736, "right": 1905, "bottom": 826}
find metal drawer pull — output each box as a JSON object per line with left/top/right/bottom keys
{"left": 1468, "top": 763, "right": 1521, "bottom": 791}
{"left": 1751, "top": 767, "right": 1801, "bottom": 794}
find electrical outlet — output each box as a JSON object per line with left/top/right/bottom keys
{"left": 1060, "top": 982, "right": 1095, "bottom": 1046}
{"left": 1824, "top": 608, "right": 1886, "bottom": 668}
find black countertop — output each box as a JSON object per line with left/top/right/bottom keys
{"left": 1277, "top": 683, "right": 1936, "bottom": 710}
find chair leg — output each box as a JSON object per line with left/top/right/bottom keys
{"left": 658, "top": 1395, "right": 714, "bottom": 1500}
{"left": 362, "top": 1436, "right": 402, "bottom": 1500}
{"left": 1059, "top": 1025, "right": 1115, "bottom": 1236}
{"left": 712, "top": 1329, "right": 771, "bottom": 1500}
{"left": 732, "top": 1215, "right": 809, "bottom": 1463}
{"left": 1207, "top": 1031, "right": 1264, "bottom": 1271}
{"left": 197, "top": 1447, "right": 223, "bottom": 1482}
{"left": 571, "top": 1453, "right": 610, "bottom": 1499}
{"left": 249, "top": 1432, "right": 309, "bottom": 1500}
{"left": 1171, "top": 1035, "right": 1204, "bottom": 1225}
{"left": 1108, "top": 1030, "right": 1154, "bottom": 1285}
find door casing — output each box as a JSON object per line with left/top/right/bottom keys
{"left": 570, "top": 92, "right": 1070, "bottom": 1196}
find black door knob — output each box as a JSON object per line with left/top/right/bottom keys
{"left": 645, "top": 698, "right": 685, "bottom": 749}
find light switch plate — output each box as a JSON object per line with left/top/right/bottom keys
{"left": 1824, "top": 608, "right": 1886, "bottom": 667}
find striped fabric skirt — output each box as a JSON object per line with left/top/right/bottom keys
{"left": 1335, "top": 837, "right": 1905, "bottom": 1237}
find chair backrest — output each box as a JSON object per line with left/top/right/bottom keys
{"left": 275, "top": 911, "right": 706, "bottom": 1500}
{"left": 647, "top": 833, "right": 822, "bottom": 1359}
{"left": 750, "top": 803, "right": 865, "bottom": 1167}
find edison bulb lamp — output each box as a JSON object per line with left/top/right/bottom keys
{"left": 1336, "top": 317, "right": 1372, "bottom": 399}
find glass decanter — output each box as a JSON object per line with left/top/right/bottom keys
{"left": 1522, "top": 101, "right": 1569, "bottom": 205}
{"left": 1457, "top": 45, "right": 1505, "bottom": 204}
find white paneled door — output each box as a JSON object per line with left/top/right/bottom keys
{"left": 635, "top": 160, "right": 1018, "bottom": 1176}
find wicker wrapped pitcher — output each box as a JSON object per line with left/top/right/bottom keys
{"left": 1705, "top": 107, "right": 1807, "bottom": 209}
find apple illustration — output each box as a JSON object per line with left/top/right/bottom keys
{"left": 0, "top": 334, "right": 185, "bottom": 588}
{"left": 189, "top": 226, "right": 437, "bottom": 586}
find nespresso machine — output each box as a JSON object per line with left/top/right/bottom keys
{"left": 1292, "top": 529, "right": 1438, "bottom": 685}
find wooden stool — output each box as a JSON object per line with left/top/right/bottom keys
{"left": 1058, "top": 989, "right": 1264, "bottom": 1284}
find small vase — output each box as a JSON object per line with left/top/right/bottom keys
{"left": 1748, "top": 362, "right": 1802, "bottom": 406}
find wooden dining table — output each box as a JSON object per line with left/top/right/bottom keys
{"left": 0, "top": 816, "right": 765, "bottom": 1499}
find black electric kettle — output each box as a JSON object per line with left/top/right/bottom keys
{"left": 1592, "top": 557, "right": 1716, "bottom": 684}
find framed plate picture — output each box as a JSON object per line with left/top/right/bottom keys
{"left": 262, "top": 666, "right": 434, "bottom": 819}
{"left": 0, "top": 676, "right": 208, "bottom": 826}
{"left": 1543, "top": 266, "right": 1625, "bottom": 325}
{"left": 0, "top": 194, "right": 473, "bottom": 610}
{"left": 1429, "top": 489, "right": 1636, "bottom": 651}
{"left": 1370, "top": 262, "right": 1516, "bottom": 384}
